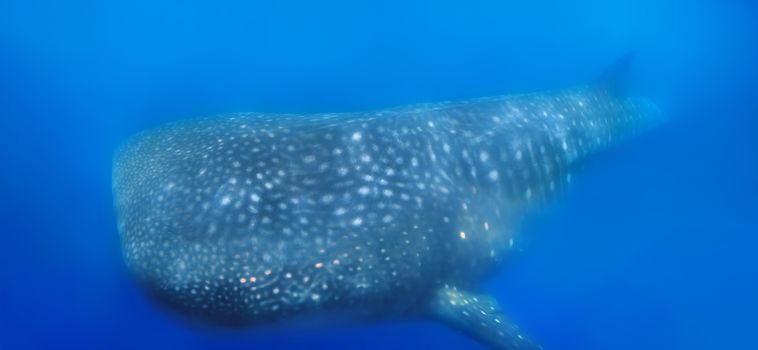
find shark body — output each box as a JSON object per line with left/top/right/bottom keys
{"left": 113, "top": 56, "right": 660, "bottom": 349}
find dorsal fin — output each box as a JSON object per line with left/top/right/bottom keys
{"left": 594, "top": 52, "right": 635, "bottom": 98}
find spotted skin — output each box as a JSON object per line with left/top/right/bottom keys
{"left": 114, "top": 73, "right": 660, "bottom": 348}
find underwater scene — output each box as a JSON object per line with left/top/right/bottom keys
{"left": 1, "top": 1, "right": 757, "bottom": 349}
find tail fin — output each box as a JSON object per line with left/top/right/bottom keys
{"left": 594, "top": 52, "right": 635, "bottom": 98}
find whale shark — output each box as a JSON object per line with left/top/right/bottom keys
{"left": 112, "top": 55, "right": 661, "bottom": 349}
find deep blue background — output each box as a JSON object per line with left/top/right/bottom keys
{"left": 1, "top": 1, "right": 756, "bottom": 349}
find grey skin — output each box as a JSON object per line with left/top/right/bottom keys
{"left": 113, "top": 55, "right": 660, "bottom": 350}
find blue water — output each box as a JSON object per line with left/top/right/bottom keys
{"left": 1, "top": 1, "right": 756, "bottom": 349}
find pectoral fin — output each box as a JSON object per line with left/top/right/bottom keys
{"left": 427, "top": 285, "right": 541, "bottom": 350}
